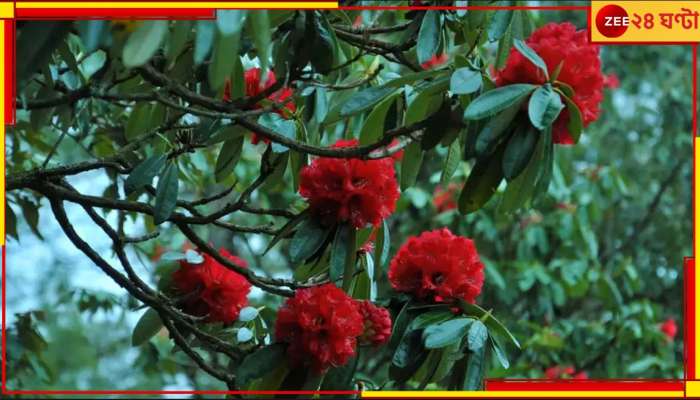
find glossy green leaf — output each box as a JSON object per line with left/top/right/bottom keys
{"left": 289, "top": 218, "right": 329, "bottom": 264}
{"left": 249, "top": 11, "right": 271, "bottom": 74}
{"left": 490, "top": 335, "right": 510, "bottom": 369}
{"left": 467, "top": 320, "right": 488, "bottom": 352}
{"left": 131, "top": 308, "right": 162, "bottom": 346}
{"left": 417, "top": 10, "right": 442, "bottom": 65}
{"left": 153, "top": 162, "right": 179, "bottom": 225}
{"left": 458, "top": 146, "right": 505, "bottom": 214}
{"left": 329, "top": 224, "right": 350, "bottom": 286}
{"left": 464, "top": 84, "right": 535, "bottom": 120}
{"left": 359, "top": 91, "right": 400, "bottom": 145}
{"left": 214, "top": 136, "right": 244, "bottom": 182}
{"left": 340, "top": 86, "right": 397, "bottom": 118}
{"left": 559, "top": 92, "right": 584, "bottom": 144}
{"left": 475, "top": 102, "right": 521, "bottom": 156}
{"left": 263, "top": 209, "right": 309, "bottom": 255}
{"left": 122, "top": 21, "right": 168, "bottom": 68}
{"left": 237, "top": 343, "right": 286, "bottom": 387}
{"left": 487, "top": 2, "right": 514, "bottom": 42}
{"left": 514, "top": 39, "right": 549, "bottom": 80}
{"left": 450, "top": 68, "right": 482, "bottom": 95}
{"left": 458, "top": 300, "right": 520, "bottom": 349}
{"left": 502, "top": 124, "right": 538, "bottom": 181}
{"left": 464, "top": 345, "right": 486, "bottom": 390}
{"left": 500, "top": 127, "right": 542, "bottom": 212}
{"left": 125, "top": 154, "right": 167, "bottom": 194}
{"left": 423, "top": 317, "right": 473, "bottom": 349}
{"left": 400, "top": 142, "right": 424, "bottom": 190}
{"left": 208, "top": 32, "right": 239, "bottom": 91}
{"left": 528, "top": 85, "right": 564, "bottom": 130}
{"left": 440, "top": 138, "right": 461, "bottom": 186}
{"left": 410, "top": 309, "right": 454, "bottom": 331}
{"left": 166, "top": 21, "right": 192, "bottom": 66}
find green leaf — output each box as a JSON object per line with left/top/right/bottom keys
{"left": 257, "top": 113, "right": 297, "bottom": 153}
{"left": 17, "top": 22, "right": 72, "bottom": 85}
{"left": 392, "top": 329, "right": 427, "bottom": 372}
{"left": 321, "top": 355, "right": 358, "bottom": 391}
{"left": 7, "top": 203, "right": 18, "bottom": 240}
{"left": 490, "top": 335, "right": 510, "bottom": 369}
{"left": 458, "top": 146, "right": 505, "bottom": 214}
{"left": 513, "top": 38, "right": 549, "bottom": 80}
{"left": 194, "top": 21, "right": 215, "bottom": 65}
{"left": 125, "top": 103, "right": 152, "bottom": 140}
{"left": 440, "top": 139, "right": 462, "bottom": 186}
{"left": 475, "top": 102, "right": 521, "bottom": 157}
{"left": 373, "top": 219, "right": 391, "bottom": 269}
{"left": 423, "top": 317, "right": 473, "bottom": 349}
{"left": 249, "top": 11, "right": 271, "bottom": 74}
{"left": 263, "top": 209, "right": 309, "bottom": 255}
{"left": 310, "top": 12, "right": 336, "bottom": 73}
{"left": 450, "top": 68, "right": 482, "bottom": 95}
{"left": 122, "top": 21, "right": 168, "bottom": 68}
{"left": 329, "top": 224, "right": 350, "bottom": 286}
{"left": 458, "top": 301, "right": 520, "bottom": 349}
{"left": 417, "top": 10, "right": 442, "bottom": 65}
{"left": 389, "top": 301, "right": 412, "bottom": 352}
{"left": 406, "top": 91, "right": 444, "bottom": 127}
{"left": 487, "top": 2, "right": 514, "bottom": 42}
{"left": 131, "top": 308, "right": 162, "bottom": 346}
{"left": 208, "top": 32, "right": 239, "bottom": 91}
{"left": 153, "top": 162, "right": 179, "bottom": 225}
{"left": 19, "top": 199, "right": 43, "bottom": 240}
{"left": 464, "top": 84, "right": 535, "bottom": 120}
{"left": 166, "top": 21, "right": 192, "bottom": 66}
{"left": 58, "top": 41, "right": 81, "bottom": 78}
{"left": 216, "top": 10, "right": 247, "bottom": 36}
{"left": 359, "top": 92, "right": 400, "bottom": 145}
{"left": 409, "top": 309, "right": 454, "bottom": 331}
{"left": 500, "top": 127, "right": 542, "bottom": 211}
{"left": 559, "top": 92, "right": 584, "bottom": 144}
{"left": 502, "top": 123, "right": 538, "bottom": 181}
{"left": 214, "top": 136, "right": 244, "bottom": 182}
{"left": 528, "top": 85, "right": 564, "bottom": 130}
{"left": 467, "top": 320, "right": 488, "bottom": 352}
{"left": 237, "top": 343, "right": 286, "bottom": 387}
{"left": 289, "top": 218, "right": 329, "bottom": 264}
{"left": 342, "top": 227, "right": 358, "bottom": 292}
{"left": 125, "top": 154, "right": 167, "bottom": 194}
{"left": 533, "top": 126, "right": 553, "bottom": 195}
{"left": 340, "top": 86, "right": 397, "bottom": 118}
{"left": 464, "top": 345, "right": 486, "bottom": 390}
{"left": 495, "top": 24, "right": 514, "bottom": 70}
{"left": 400, "top": 142, "right": 424, "bottom": 190}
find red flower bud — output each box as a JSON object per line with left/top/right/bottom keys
{"left": 357, "top": 300, "right": 392, "bottom": 347}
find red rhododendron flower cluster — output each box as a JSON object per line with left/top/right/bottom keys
{"left": 433, "top": 183, "right": 461, "bottom": 213}
{"left": 357, "top": 300, "right": 392, "bottom": 347}
{"left": 421, "top": 53, "right": 449, "bottom": 70}
{"left": 388, "top": 228, "right": 485, "bottom": 304}
{"left": 544, "top": 365, "right": 588, "bottom": 380}
{"left": 172, "top": 248, "right": 251, "bottom": 323}
{"left": 299, "top": 139, "right": 400, "bottom": 228}
{"left": 660, "top": 318, "right": 678, "bottom": 341}
{"left": 494, "top": 22, "right": 605, "bottom": 145}
{"left": 275, "top": 284, "right": 392, "bottom": 372}
{"left": 223, "top": 68, "right": 296, "bottom": 144}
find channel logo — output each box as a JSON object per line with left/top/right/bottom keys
{"left": 595, "top": 4, "right": 629, "bottom": 38}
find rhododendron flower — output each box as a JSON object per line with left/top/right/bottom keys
{"left": 494, "top": 22, "right": 604, "bottom": 145}
{"left": 299, "top": 139, "right": 400, "bottom": 228}
{"left": 573, "top": 371, "right": 589, "bottom": 380}
{"left": 275, "top": 284, "right": 364, "bottom": 372}
{"left": 357, "top": 300, "right": 392, "bottom": 347}
{"left": 421, "top": 53, "right": 448, "bottom": 70}
{"left": 433, "top": 183, "right": 461, "bottom": 213}
{"left": 660, "top": 318, "right": 678, "bottom": 341}
{"left": 388, "top": 228, "right": 484, "bottom": 304}
{"left": 172, "top": 248, "right": 251, "bottom": 323}
{"left": 223, "top": 68, "right": 296, "bottom": 144}
{"left": 603, "top": 73, "right": 620, "bottom": 89}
